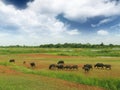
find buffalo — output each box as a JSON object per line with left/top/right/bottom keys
{"left": 56, "top": 64, "right": 64, "bottom": 70}
{"left": 64, "top": 65, "right": 78, "bottom": 70}
{"left": 30, "top": 62, "right": 36, "bottom": 68}
{"left": 82, "top": 66, "right": 90, "bottom": 72}
{"left": 83, "top": 64, "right": 93, "bottom": 70}
{"left": 64, "top": 65, "right": 71, "bottom": 70}
{"left": 9, "top": 59, "right": 15, "bottom": 63}
{"left": 70, "top": 65, "right": 78, "bottom": 70}
{"left": 49, "top": 64, "right": 56, "bottom": 69}
{"left": 49, "top": 64, "right": 64, "bottom": 70}
{"left": 94, "top": 63, "right": 104, "bottom": 69}
{"left": 104, "top": 64, "right": 111, "bottom": 70}
{"left": 82, "top": 64, "right": 92, "bottom": 72}
{"left": 57, "top": 60, "right": 64, "bottom": 65}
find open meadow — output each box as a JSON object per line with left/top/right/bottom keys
{"left": 0, "top": 47, "right": 120, "bottom": 90}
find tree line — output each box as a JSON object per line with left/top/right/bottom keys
{"left": 0, "top": 43, "right": 120, "bottom": 48}
{"left": 39, "top": 43, "right": 120, "bottom": 48}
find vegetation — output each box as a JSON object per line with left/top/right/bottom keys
{"left": 0, "top": 70, "right": 78, "bottom": 90}
{"left": 0, "top": 47, "right": 120, "bottom": 57}
{"left": 39, "top": 43, "right": 120, "bottom": 48}
{"left": 14, "top": 66, "right": 119, "bottom": 90}
{"left": 0, "top": 43, "right": 120, "bottom": 48}
{"left": 0, "top": 62, "right": 119, "bottom": 90}
{"left": 0, "top": 46, "right": 120, "bottom": 90}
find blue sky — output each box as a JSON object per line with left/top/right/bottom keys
{"left": 0, "top": 0, "right": 120, "bottom": 45}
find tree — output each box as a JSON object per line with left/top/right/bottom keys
{"left": 100, "top": 42, "right": 104, "bottom": 46}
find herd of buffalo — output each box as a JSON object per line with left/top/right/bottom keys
{"left": 49, "top": 60, "right": 111, "bottom": 72}
{"left": 9, "top": 59, "right": 111, "bottom": 72}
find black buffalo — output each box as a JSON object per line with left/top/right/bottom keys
{"left": 64, "top": 65, "right": 78, "bottom": 70}
{"left": 70, "top": 65, "right": 78, "bottom": 70}
{"left": 64, "top": 65, "right": 71, "bottom": 70}
{"left": 83, "top": 64, "right": 93, "bottom": 70}
{"left": 82, "top": 64, "right": 92, "bottom": 72}
{"left": 94, "top": 63, "right": 104, "bottom": 69}
{"left": 57, "top": 60, "right": 64, "bottom": 64}
{"left": 30, "top": 62, "right": 36, "bottom": 68}
{"left": 49, "top": 64, "right": 56, "bottom": 69}
{"left": 82, "top": 66, "right": 90, "bottom": 72}
{"left": 56, "top": 64, "right": 64, "bottom": 70}
{"left": 104, "top": 64, "right": 111, "bottom": 70}
{"left": 9, "top": 59, "right": 15, "bottom": 63}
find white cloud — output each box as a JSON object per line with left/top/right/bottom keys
{"left": 0, "top": 0, "right": 82, "bottom": 45}
{"left": 97, "top": 30, "right": 109, "bottom": 35}
{"left": 0, "top": 0, "right": 120, "bottom": 45}
{"left": 91, "top": 18, "right": 114, "bottom": 27}
{"left": 66, "top": 29, "right": 80, "bottom": 35}
{"left": 27, "top": 0, "right": 120, "bottom": 22}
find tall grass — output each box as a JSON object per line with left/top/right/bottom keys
{"left": 12, "top": 65, "right": 120, "bottom": 90}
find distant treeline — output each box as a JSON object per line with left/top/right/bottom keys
{"left": 39, "top": 43, "right": 120, "bottom": 48}
{"left": 0, "top": 43, "right": 120, "bottom": 48}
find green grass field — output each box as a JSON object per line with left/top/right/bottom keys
{"left": 0, "top": 47, "right": 120, "bottom": 90}
{"left": 0, "top": 47, "right": 120, "bottom": 56}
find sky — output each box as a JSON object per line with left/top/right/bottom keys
{"left": 0, "top": 0, "right": 120, "bottom": 45}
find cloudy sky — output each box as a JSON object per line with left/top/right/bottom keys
{"left": 0, "top": 0, "right": 120, "bottom": 45}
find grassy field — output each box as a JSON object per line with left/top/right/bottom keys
{"left": 0, "top": 47, "right": 120, "bottom": 90}
{"left": 0, "top": 47, "right": 120, "bottom": 56}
